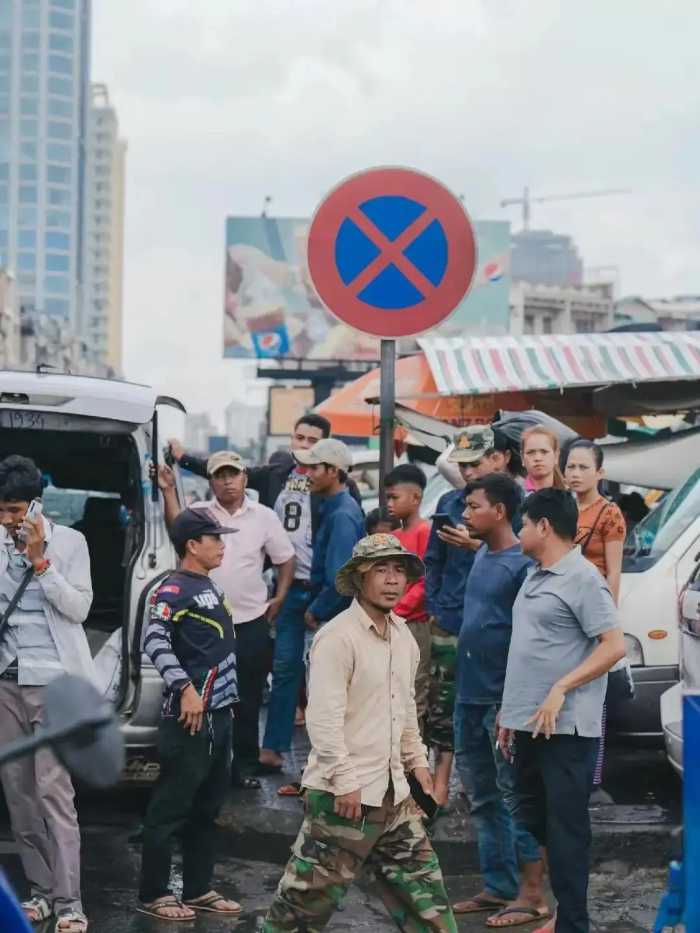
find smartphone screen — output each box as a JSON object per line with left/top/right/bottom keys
{"left": 432, "top": 513, "right": 455, "bottom": 533}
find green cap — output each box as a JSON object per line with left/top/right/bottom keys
{"left": 447, "top": 425, "right": 495, "bottom": 464}
{"left": 335, "top": 533, "right": 425, "bottom": 597}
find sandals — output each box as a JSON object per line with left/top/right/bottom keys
{"left": 232, "top": 775, "right": 262, "bottom": 790}
{"left": 453, "top": 894, "right": 508, "bottom": 914}
{"left": 55, "top": 909, "right": 89, "bottom": 932}
{"left": 183, "top": 890, "right": 242, "bottom": 915}
{"left": 137, "top": 896, "right": 195, "bottom": 922}
{"left": 22, "top": 896, "right": 51, "bottom": 923}
{"left": 486, "top": 905, "right": 551, "bottom": 928}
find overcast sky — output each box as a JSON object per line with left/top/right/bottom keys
{"left": 92, "top": 0, "right": 700, "bottom": 429}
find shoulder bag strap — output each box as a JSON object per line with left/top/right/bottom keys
{"left": 580, "top": 500, "right": 610, "bottom": 556}
{"left": 0, "top": 566, "right": 35, "bottom": 642}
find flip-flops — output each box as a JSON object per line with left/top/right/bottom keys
{"left": 277, "top": 782, "right": 303, "bottom": 797}
{"left": 486, "top": 905, "right": 551, "bottom": 928}
{"left": 54, "top": 908, "right": 89, "bottom": 932}
{"left": 136, "top": 896, "right": 195, "bottom": 922}
{"left": 183, "top": 891, "right": 242, "bottom": 915}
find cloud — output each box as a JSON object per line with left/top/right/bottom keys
{"left": 92, "top": 0, "right": 700, "bottom": 427}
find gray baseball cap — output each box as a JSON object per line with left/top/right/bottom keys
{"left": 294, "top": 438, "right": 353, "bottom": 471}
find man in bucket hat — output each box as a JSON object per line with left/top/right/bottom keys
{"left": 262, "top": 534, "right": 457, "bottom": 932}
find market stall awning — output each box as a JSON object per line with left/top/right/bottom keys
{"left": 419, "top": 332, "right": 700, "bottom": 397}
{"left": 315, "top": 354, "right": 528, "bottom": 437}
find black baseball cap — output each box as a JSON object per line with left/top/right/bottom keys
{"left": 169, "top": 507, "right": 237, "bottom": 551}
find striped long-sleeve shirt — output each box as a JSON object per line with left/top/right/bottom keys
{"left": 144, "top": 570, "right": 238, "bottom": 716}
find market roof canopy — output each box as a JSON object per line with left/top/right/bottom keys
{"left": 419, "top": 332, "right": 700, "bottom": 397}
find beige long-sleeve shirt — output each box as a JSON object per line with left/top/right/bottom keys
{"left": 301, "top": 598, "right": 429, "bottom": 807}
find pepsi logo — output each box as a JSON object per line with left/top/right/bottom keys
{"left": 259, "top": 332, "right": 282, "bottom": 351}
{"left": 483, "top": 260, "right": 503, "bottom": 283}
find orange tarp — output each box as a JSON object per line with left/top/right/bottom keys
{"left": 316, "top": 354, "right": 528, "bottom": 437}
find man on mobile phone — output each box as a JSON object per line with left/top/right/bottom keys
{"left": 263, "top": 535, "right": 457, "bottom": 932}
{"left": 0, "top": 456, "right": 94, "bottom": 932}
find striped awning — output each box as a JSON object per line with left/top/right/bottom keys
{"left": 418, "top": 332, "right": 700, "bottom": 397}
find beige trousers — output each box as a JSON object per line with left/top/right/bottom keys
{"left": 0, "top": 680, "right": 82, "bottom": 912}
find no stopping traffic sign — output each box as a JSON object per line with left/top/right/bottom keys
{"left": 307, "top": 166, "right": 477, "bottom": 339}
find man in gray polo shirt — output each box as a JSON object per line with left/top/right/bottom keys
{"left": 498, "top": 489, "right": 624, "bottom": 933}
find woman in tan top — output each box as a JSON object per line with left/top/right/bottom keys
{"left": 564, "top": 439, "right": 627, "bottom": 796}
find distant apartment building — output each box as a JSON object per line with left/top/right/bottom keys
{"left": 511, "top": 229, "right": 583, "bottom": 288}
{"left": 81, "top": 82, "right": 125, "bottom": 374}
{"left": 0, "top": 266, "right": 19, "bottom": 366}
{"left": 510, "top": 282, "right": 614, "bottom": 336}
{"left": 0, "top": 0, "right": 91, "bottom": 330}
{"left": 615, "top": 295, "right": 700, "bottom": 332}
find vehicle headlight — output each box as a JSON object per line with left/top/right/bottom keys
{"left": 624, "top": 634, "right": 644, "bottom": 667}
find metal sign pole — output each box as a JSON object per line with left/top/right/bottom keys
{"left": 379, "top": 338, "right": 396, "bottom": 509}
{"left": 684, "top": 691, "right": 700, "bottom": 929}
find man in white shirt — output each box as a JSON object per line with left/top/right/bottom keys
{"left": 158, "top": 451, "right": 295, "bottom": 784}
{"left": 262, "top": 534, "right": 457, "bottom": 932}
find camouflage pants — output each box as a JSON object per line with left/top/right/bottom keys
{"left": 262, "top": 789, "right": 457, "bottom": 932}
{"left": 426, "top": 622, "right": 458, "bottom": 753}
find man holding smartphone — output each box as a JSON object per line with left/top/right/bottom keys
{"left": 0, "top": 455, "right": 95, "bottom": 932}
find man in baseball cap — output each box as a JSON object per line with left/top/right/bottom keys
{"left": 288, "top": 437, "right": 364, "bottom": 636}
{"left": 263, "top": 534, "right": 457, "bottom": 931}
{"left": 139, "top": 507, "right": 241, "bottom": 920}
{"left": 154, "top": 451, "right": 296, "bottom": 789}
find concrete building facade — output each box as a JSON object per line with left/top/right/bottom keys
{"left": 509, "top": 282, "right": 615, "bottom": 336}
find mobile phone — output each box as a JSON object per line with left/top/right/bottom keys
{"left": 407, "top": 772, "right": 439, "bottom": 820}
{"left": 432, "top": 513, "right": 455, "bottom": 533}
{"left": 25, "top": 499, "right": 43, "bottom": 523}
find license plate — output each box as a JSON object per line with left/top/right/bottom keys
{"left": 0, "top": 409, "right": 71, "bottom": 431}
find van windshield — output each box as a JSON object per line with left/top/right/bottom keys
{"left": 623, "top": 468, "right": 700, "bottom": 573}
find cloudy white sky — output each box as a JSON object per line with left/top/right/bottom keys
{"left": 93, "top": 0, "right": 700, "bottom": 429}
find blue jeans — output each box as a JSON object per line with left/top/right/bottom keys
{"left": 454, "top": 702, "right": 541, "bottom": 901}
{"left": 262, "top": 583, "right": 312, "bottom": 754}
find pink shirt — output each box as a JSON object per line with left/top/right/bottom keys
{"left": 191, "top": 497, "right": 295, "bottom": 624}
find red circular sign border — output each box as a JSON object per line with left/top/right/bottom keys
{"left": 307, "top": 166, "right": 477, "bottom": 339}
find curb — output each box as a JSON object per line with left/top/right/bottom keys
{"left": 215, "top": 801, "right": 675, "bottom": 873}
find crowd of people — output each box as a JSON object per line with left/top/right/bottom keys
{"left": 0, "top": 413, "right": 629, "bottom": 933}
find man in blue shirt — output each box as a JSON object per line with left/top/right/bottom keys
{"left": 424, "top": 425, "right": 521, "bottom": 806}
{"left": 452, "top": 474, "right": 548, "bottom": 927}
{"left": 292, "top": 439, "right": 365, "bottom": 630}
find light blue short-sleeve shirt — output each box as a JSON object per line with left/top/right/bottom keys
{"left": 500, "top": 546, "right": 619, "bottom": 738}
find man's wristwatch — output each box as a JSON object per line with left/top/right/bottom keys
{"left": 33, "top": 559, "right": 51, "bottom": 576}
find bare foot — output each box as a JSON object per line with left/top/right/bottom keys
{"left": 258, "top": 749, "right": 283, "bottom": 768}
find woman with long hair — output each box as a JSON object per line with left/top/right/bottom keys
{"left": 564, "top": 440, "right": 625, "bottom": 603}
{"left": 564, "top": 439, "right": 627, "bottom": 802}
{"left": 520, "top": 426, "right": 566, "bottom": 492}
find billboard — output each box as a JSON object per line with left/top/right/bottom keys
{"left": 268, "top": 385, "right": 315, "bottom": 436}
{"left": 223, "top": 216, "right": 510, "bottom": 360}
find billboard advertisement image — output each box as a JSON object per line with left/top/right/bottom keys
{"left": 223, "top": 216, "right": 510, "bottom": 360}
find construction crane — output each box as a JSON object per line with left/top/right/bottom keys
{"left": 500, "top": 186, "right": 630, "bottom": 231}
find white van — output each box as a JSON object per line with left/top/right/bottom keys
{"left": 607, "top": 468, "right": 700, "bottom": 741}
{"left": 0, "top": 370, "right": 186, "bottom": 782}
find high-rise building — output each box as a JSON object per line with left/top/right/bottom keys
{"left": 0, "top": 0, "right": 92, "bottom": 336}
{"left": 511, "top": 229, "right": 583, "bottom": 288}
{"left": 81, "top": 82, "right": 125, "bottom": 373}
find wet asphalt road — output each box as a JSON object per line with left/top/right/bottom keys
{"left": 0, "top": 743, "right": 681, "bottom": 931}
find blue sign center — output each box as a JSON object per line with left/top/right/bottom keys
{"left": 334, "top": 195, "right": 448, "bottom": 310}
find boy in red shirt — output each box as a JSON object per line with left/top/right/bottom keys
{"left": 384, "top": 464, "right": 431, "bottom": 736}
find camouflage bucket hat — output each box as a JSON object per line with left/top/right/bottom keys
{"left": 447, "top": 425, "right": 495, "bottom": 464}
{"left": 335, "top": 533, "right": 425, "bottom": 597}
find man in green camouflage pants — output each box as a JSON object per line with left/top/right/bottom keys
{"left": 262, "top": 534, "right": 457, "bottom": 932}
